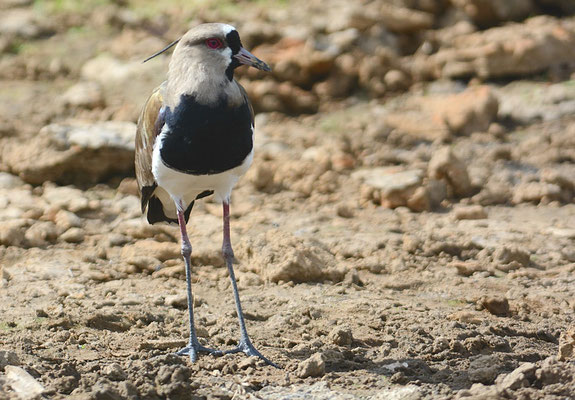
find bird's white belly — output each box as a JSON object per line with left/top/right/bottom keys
{"left": 152, "top": 132, "right": 253, "bottom": 204}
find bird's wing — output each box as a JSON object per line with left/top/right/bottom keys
{"left": 135, "top": 83, "right": 166, "bottom": 213}
{"left": 238, "top": 82, "right": 255, "bottom": 127}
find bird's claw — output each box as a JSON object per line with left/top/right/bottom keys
{"left": 222, "top": 340, "right": 280, "bottom": 368}
{"left": 176, "top": 343, "right": 220, "bottom": 362}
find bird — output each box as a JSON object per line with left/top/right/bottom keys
{"left": 134, "top": 23, "right": 276, "bottom": 367}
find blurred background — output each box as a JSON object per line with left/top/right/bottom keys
{"left": 1, "top": 1, "right": 575, "bottom": 399}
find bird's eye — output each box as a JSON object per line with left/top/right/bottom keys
{"left": 205, "top": 38, "right": 223, "bottom": 49}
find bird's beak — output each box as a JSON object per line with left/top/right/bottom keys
{"left": 234, "top": 47, "right": 271, "bottom": 72}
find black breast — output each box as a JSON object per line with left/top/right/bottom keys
{"left": 160, "top": 94, "right": 253, "bottom": 175}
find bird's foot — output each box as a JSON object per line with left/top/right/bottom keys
{"left": 223, "top": 338, "right": 279, "bottom": 368}
{"left": 176, "top": 342, "right": 220, "bottom": 363}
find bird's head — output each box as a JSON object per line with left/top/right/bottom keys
{"left": 148, "top": 23, "right": 271, "bottom": 82}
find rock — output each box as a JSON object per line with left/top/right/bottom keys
{"left": 496, "top": 81, "right": 575, "bottom": 124}
{"left": 512, "top": 182, "right": 562, "bottom": 204}
{"left": 385, "top": 86, "right": 498, "bottom": 140}
{"left": 0, "top": 219, "right": 29, "bottom": 247}
{"left": 468, "top": 355, "right": 499, "bottom": 384}
{"left": 121, "top": 241, "right": 180, "bottom": 262}
{"left": 125, "top": 256, "right": 161, "bottom": 273}
{"left": 60, "top": 227, "right": 85, "bottom": 243}
{"left": 451, "top": 0, "right": 535, "bottom": 27}
{"left": 60, "top": 81, "right": 105, "bottom": 109}
{"left": 384, "top": 69, "right": 411, "bottom": 91}
{"left": 496, "top": 362, "right": 537, "bottom": 391}
{"left": 53, "top": 210, "right": 83, "bottom": 230}
{"left": 0, "top": 172, "right": 25, "bottom": 189}
{"left": 103, "top": 363, "right": 127, "bottom": 381}
{"left": 558, "top": 326, "right": 575, "bottom": 361}
{"left": 417, "top": 16, "right": 575, "bottom": 80}
{"left": 236, "top": 230, "right": 344, "bottom": 283}
{"left": 5, "top": 365, "right": 45, "bottom": 399}
{"left": 454, "top": 205, "right": 487, "bottom": 220}
{"left": 351, "top": 167, "right": 427, "bottom": 210}
{"left": 24, "top": 221, "right": 59, "bottom": 247}
{"left": 379, "top": 4, "right": 434, "bottom": 33}
{"left": 85, "top": 312, "right": 131, "bottom": 332}
{"left": 494, "top": 246, "right": 530, "bottom": 268}
{"left": 164, "top": 294, "right": 188, "bottom": 309}
{"left": 296, "top": 353, "right": 325, "bottom": 378}
{"left": 42, "top": 186, "right": 90, "bottom": 212}
{"left": 0, "top": 350, "right": 20, "bottom": 371}
{"left": 81, "top": 55, "right": 147, "bottom": 85}
{"left": 481, "top": 296, "right": 510, "bottom": 316}
{"left": 536, "top": 0, "right": 575, "bottom": 13}
{"left": 328, "top": 327, "right": 353, "bottom": 346}
{"left": 0, "top": 8, "right": 52, "bottom": 39}
{"left": 429, "top": 147, "right": 474, "bottom": 197}
{"left": 451, "top": 261, "right": 486, "bottom": 277}
{"left": 2, "top": 121, "right": 136, "bottom": 185}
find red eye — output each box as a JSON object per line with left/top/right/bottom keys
{"left": 205, "top": 38, "right": 223, "bottom": 49}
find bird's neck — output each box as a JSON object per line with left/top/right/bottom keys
{"left": 165, "top": 62, "right": 239, "bottom": 108}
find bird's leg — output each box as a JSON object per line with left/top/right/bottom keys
{"left": 174, "top": 202, "right": 217, "bottom": 361}
{"left": 220, "top": 199, "right": 279, "bottom": 368}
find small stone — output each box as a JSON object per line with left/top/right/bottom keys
{"left": 60, "top": 227, "right": 85, "bottom": 243}
{"left": 558, "top": 326, "right": 575, "bottom": 361}
{"left": 454, "top": 205, "right": 487, "bottom": 220}
{"left": 0, "top": 219, "right": 28, "bottom": 246}
{"left": 384, "top": 69, "right": 411, "bottom": 91}
{"left": 60, "top": 81, "right": 105, "bottom": 109}
{"left": 24, "top": 221, "right": 59, "bottom": 247}
{"left": 0, "top": 350, "right": 20, "bottom": 371}
{"left": 451, "top": 261, "right": 486, "bottom": 277}
{"left": 328, "top": 327, "right": 353, "bottom": 346}
{"left": 512, "top": 182, "right": 561, "bottom": 204}
{"left": 103, "top": 363, "right": 127, "bottom": 381}
{"left": 53, "top": 210, "right": 83, "bottom": 230}
{"left": 481, "top": 296, "right": 510, "bottom": 316}
{"left": 5, "top": 366, "right": 45, "bottom": 399}
{"left": 468, "top": 355, "right": 499, "bottom": 384}
{"left": 494, "top": 246, "right": 530, "bottom": 268}
{"left": 126, "top": 256, "right": 161, "bottom": 273}
{"left": 121, "top": 240, "right": 180, "bottom": 262}
{"left": 428, "top": 147, "right": 473, "bottom": 198}
{"left": 336, "top": 204, "right": 354, "bottom": 218}
{"left": 164, "top": 294, "right": 188, "bottom": 309}
{"left": 496, "top": 362, "right": 537, "bottom": 391}
{"left": 296, "top": 353, "right": 325, "bottom": 378}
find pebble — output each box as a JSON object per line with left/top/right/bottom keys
{"left": 125, "top": 256, "right": 162, "bottom": 273}
{"left": 495, "top": 362, "right": 536, "bottom": 391}
{"left": 0, "top": 350, "right": 20, "bottom": 371}
{"left": 328, "top": 327, "right": 353, "bottom": 346}
{"left": 454, "top": 205, "right": 487, "bottom": 220}
{"left": 24, "top": 221, "right": 59, "bottom": 247}
{"left": 480, "top": 296, "right": 510, "bottom": 316}
{"left": 5, "top": 366, "right": 45, "bottom": 399}
{"left": 296, "top": 353, "right": 326, "bottom": 378}
{"left": 121, "top": 240, "right": 181, "bottom": 262}
{"left": 60, "top": 227, "right": 85, "bottom": 243}
{"left": 103, "top": 363, "right": 127, "bottom": 381}
{"left": 468, "top": 355, "right": 499, "bottom": 384}
{"left": 558, "top": 326, "right": 575, "bottom": 361}
{"left": 54, "top": 210, "right": 83, "bottom": 230}
{"left": 428, "top": 147, "right": 473, "bottom": 197}
{"left": 164, "top": 294, "right": 188, "bottom": 309}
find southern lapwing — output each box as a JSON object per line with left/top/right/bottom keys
{"left": 135, "top": 23, "right": 276, "bottom": 367}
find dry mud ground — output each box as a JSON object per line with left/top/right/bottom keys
{"left": 1, "top": 1, "right": 575, "bottom": 399}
